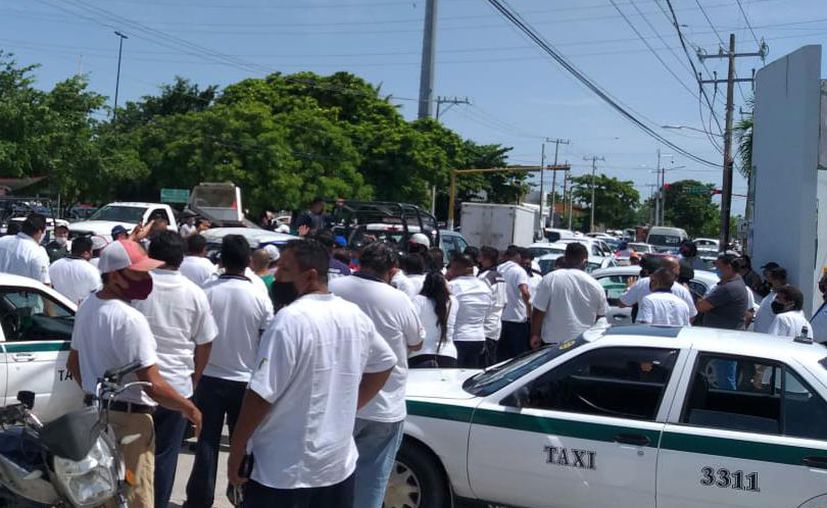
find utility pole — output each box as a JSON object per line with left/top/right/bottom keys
{"left": 417, "top": 0, "right": 437, "bottom": 119}
{"left": 545, "top": 138, "right": 570, "bottom": 229}
{"left": 431, "top": 96, "right": 470, "bottom": 215}
{"left": 538, "top": 143, "right": 546, "bottom": 237}
{"left": 698, "top": 33, "right": 767, "bottom": 250}
{"left": 583, "top": 156, "right": 605, "bottom": 233}
{"left": 113, "top": 31, "right": 128, "bottom": 120}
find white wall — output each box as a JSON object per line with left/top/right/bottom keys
{"left": 751, "top": 45, "right": 822, "bottom": 315}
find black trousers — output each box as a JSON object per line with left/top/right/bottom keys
{"left": 242, "top": 474, "right": 355, "bottom": 508}
{"left": 456, "top": 341, "right": 485, "bottom": 369}
{"left": 481, "top": 338, "right": 499, "bottom": 367}
{"left": 409, "top": 354, "right": 457, "bottom": 368}
{"left": 498, "top": 321, "right": 530, "bottom": 362}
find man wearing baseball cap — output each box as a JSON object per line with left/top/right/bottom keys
{"left": 67, "top": 239, "right": 202, "bottom": 507}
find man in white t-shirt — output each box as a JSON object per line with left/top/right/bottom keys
{"left": 637, "top": 269, "right": 692, "bottom": 326}
{"left": 179, "top": 233, "right": 218, "bottom": 286}
{"left": 767, "top": 285, "right": 814, "bottom": 339}
{"left": 130, "top": 231, "right": 219, "bottom": 508}
{"left": 184, "top": 234, "right": 273, "bottom": 508}
{"left": 0, "top": 213, "right": 50, "bottom": 285}
{"left": 447, "top": 252, "right": 493, "bottom": 368}
{"left": 477, "top": 246, "right": 507, "bottom": 366}
{"left": 227, "top": 240, "right": 396, "bottom": 507}
{"left": 531, "top": 242, "right": 608, "bottom": 347}
{"left": 619, "top": 256, "right": 697, "bottom": 322}
{"left": 66, "top": 239, "right": 201, "bottom": 508}
{"left": 48, "top": 236, "right": 101, "bottom": 305}
{"left": 329, "top": 242, "right": 423, "bottom": 508}
{"left": 753, "top": 266, "right": 786, "bottom": 333}
{"left": 498, "top": 245, "right": 532, "bottom": 362}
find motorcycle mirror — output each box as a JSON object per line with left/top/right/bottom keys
{"left": 17, "top": 391, "right": 35, "bottom": 409}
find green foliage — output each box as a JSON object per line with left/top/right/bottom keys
{"left": 568, "top": 173, "right": 640, "bottom": 230}
{"left": 661, "top": 179, "right": 720, "bottom": 237}
{"left": 734, "top": 96, "right": 754, "bottom": 179}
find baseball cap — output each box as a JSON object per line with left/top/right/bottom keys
{"left": 263, "top": 244, "right": 280, "bottom": 262}
{"left": 409, "top": 233, "right": 431, "bottom": 248}
{"left": 90, "top": 235, "right": 109, "bottom": 252}
{"left": 98, "top": 239, "right": 164, "bottom": 274}
{"left": 111, "top": 225, "right": 129, "bottom": 238}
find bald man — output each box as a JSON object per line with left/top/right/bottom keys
{"left": 619, "top": 256, "right": 697, "bottom": 323}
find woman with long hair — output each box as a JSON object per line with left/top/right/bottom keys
{"left": 409, "top": 271, "right": 458, "bottom": 368}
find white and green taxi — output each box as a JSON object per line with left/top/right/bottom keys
{"left": 0, "top": 273, "right": 82, "bottom": 422}
{"left": 386, "top": 324, "right": 827, "bottom": 508}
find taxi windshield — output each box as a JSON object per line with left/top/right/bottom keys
{"left": 463, "top": 337, "right": 587, "bottom": 397}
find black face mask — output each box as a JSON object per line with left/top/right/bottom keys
{"left": 771, "top": 301, "right": 790, "bottom": 315}
{"left": 271, "top": 281, "right": 300, "bottom": 307}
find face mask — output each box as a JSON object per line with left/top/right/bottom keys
{"left": 271, "top": 281, "right": 299, "bottom": 307}
{"left": 55, "top": 236, "right": 68, "bottom": 246}
{"left": 771, "top": 301, "right": 789, "bottom": 315}
{"left": 122, "top": 275, "right": 153, "bottom": 300}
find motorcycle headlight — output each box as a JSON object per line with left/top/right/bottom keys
{"left": 52, "top": 436, "right": 118, "bottom": 507}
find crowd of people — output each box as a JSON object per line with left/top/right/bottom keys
{"left": 0, "top": 211, "right": 825, "bottom": 507}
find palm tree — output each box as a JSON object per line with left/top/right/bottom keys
{"left": 734, "top": 97, "right": 754, "bottom": 178}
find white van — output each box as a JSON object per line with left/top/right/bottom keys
{"left": 544, "top": 228, "right": 577, "bottom": 243}
{"left": 646, "top": 226, "right": 688, "bottom": 253}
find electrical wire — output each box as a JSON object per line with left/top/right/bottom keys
{"left": 735, "top": 0, "right": 761, "bottom": 48}
{"left": 693, "top": 0, "right": 749, "bottom": 106}
{"left": 484, "top": 0, "right": 720, "bottom": 168}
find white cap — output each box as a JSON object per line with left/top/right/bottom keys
{"left": 410, "top": 233, "right": 431, "bottom": 248}
{"left": 263, "top": 244, "right": 280, "bottom": 262}
{"left": 90, "top": 235, "right": 109, "bottom": 252}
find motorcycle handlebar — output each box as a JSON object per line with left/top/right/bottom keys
{"left": 101, "top": 361, "right": 143, "bottom": 384}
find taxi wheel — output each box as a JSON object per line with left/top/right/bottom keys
{"left": 384, "top": 442, "right": 448, "bottom": 508}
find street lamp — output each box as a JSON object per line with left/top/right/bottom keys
{"left": 113, "top": 31, "right": 128, "bottom": 120}
{"left": 661, "top": 124, "right": 724, "bottom": 137}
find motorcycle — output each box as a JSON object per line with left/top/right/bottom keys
{"left": 0, "top": 361, "right": 148, "bottom": 507}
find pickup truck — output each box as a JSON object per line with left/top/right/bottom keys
{"left": 68, "top": 202, "right": 178, "bottom": 242}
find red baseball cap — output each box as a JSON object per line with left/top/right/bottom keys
{"left": 98, "top": 240, "right": 164, "bottom": 274}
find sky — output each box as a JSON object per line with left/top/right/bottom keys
{"left": 3, "top": 0, "right": 827, "bottom": 216}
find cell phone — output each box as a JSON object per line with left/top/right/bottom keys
{"left": 227, "top": 454, "right": 254, "bottom": 507}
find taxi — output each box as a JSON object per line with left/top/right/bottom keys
{"left": 0, "top": 273, "right": 82, "bottom": 422}
{"left": 385, "top": 324, "right": 827, "bottom": 508}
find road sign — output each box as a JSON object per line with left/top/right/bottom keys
{"left": 160, "top": 188, "right": 190, "bottom": 204}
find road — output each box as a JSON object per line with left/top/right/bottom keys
{"left": 170, "top": 430, "right": 233, "bottom": 508}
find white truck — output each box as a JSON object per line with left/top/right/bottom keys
{"left": 460, "top": 202, "right": 536, "bottom": 250}
{"left": 68, "top": 202, "right": 179, "bottom": 242}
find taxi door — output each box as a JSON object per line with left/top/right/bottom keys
{"left": 0, "top": 286, "right": 82, "bottom": 422}
{"left": 466, "top": 345, "right": 683, "bottom": 508}
{"left": 658, "top": 352, "right": 827, "bottom": 508}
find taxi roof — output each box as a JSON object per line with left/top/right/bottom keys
{"left": 596, "top": 324, "right": 827, "bottom": 365}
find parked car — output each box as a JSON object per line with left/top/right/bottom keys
{"left": 646, "top": 226, "right": 689, "bottom": 254}
{"left": 0, "top": 274, "right": 83, "bottom": 423}
{"left": 528, "top": 242, "right": 567, "bottom": 260}
{"left": 440, "top": 229, "right": 469, "bottom": 264}
{"left": 694, "top": 237, "right": 720, "bottom": 251}
{"left": 628, "top": 242, "right": 656, "bottom": 254}
{"left": 557, "top": 238, "right": 614, "bottom": 258}
{"left": 201, "top": 227, "right": 298, "bottom": 262}
{"left": 386, "top": 324, "right": 827, "bottom": 508}
{"left": 536, "top": 253, "right": 617, "bottom": 275}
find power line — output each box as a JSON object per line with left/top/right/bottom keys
{"left": 484, "top": 0, "right": 720, "bottom": 168}
{"left": 692, "top": 0, "right": 749, "bottom": 105}
{"left": 735, "top": 0, "right": 761, "bottom": 48}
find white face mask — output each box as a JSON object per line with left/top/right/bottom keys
{"left": 55, "top": 236, "right": 68, "bottom": 246}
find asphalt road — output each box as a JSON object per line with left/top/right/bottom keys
{"left": 170, "top": 430, "right": 233, "bottom": 508}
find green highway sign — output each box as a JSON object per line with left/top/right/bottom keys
{"left": 160, "top": 188, "right": 190, "bottom": 204}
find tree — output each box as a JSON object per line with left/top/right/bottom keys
{"left": 734, "top": 96, "right": 754, "bottom": 179}
{"left": 569, "top": 174, "right": 639, "bottom": 230}
{"left": 660, "top": 180, "right": 720, "bottom": 237}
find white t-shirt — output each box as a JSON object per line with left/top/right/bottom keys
{"left": 248, "top": 293, "right": 397, "bottom": 489}
{"left": 180, "top": 223, "right": 196, "bottom": 238}
{"left": 752, "top": 290, "right": 777, "bottom": 333}
{"left": 48, "top": 257, "right": 101, "bottom": 305}
{"left": 768, "top": 310, "right": 813, "bottom": 339}
{"left": 131, "top": 270, "right": 219, "bottom": 398}
{"left": 179, "top": 256, "right": 218, "bottom": 286}
{"left": 391, "top": 271, "right": 418, "bottom": 299}
{"left": 407, "top": 273, "right": 426, "bottom": 298}
{"left": 528, "top": 271, "right": 543, "bottom": 304}
{"left": 620, "top": 277, "right": 698, "bottom": 319}
{"left": 330, "top": 275, "right": 424, "bottom": 422}
{"left": 448, "top": 276, "right": 492, "bottom": 343}
{"left": 201, "top": 275, "right": 274, "bottom": 382}
{"left": 478, "top": 268, "right": 507, "bottom": 340}
{"left": 70, "top": 294, "right": 158, "bottom": 405}
{"left": 499, "top": 260, "right": 530, "bottom": 323}
{"left": 410, "top": 295, "right": 458, "bottom": 358}
{"left": 533, "top": 269, "right": 609, "bottom": 345}
{"left": 811, "top": 302, "right": 827, "bottom": 343}
{"left": 0, "top": 233, "right": 50, "bottom": 284}
{"left": 638, "top": 291, "right": 692, "bottom": 326}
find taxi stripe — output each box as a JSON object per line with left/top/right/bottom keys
{"left": 2, "top": 342, "right": 70, "bottom": 353}
{"left": 660, "top": 431, "right": 825, "bottom": 466}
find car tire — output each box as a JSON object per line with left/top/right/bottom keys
{"left": 384, "top": 441, "right": 449, "bottom": 508}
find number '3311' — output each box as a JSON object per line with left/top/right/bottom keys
{"left": 700, "top": 467, "right": 760, "bottom": 492}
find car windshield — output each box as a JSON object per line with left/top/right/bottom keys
{"left": 88, "top": 205, "right": 146, "bottom": 223}
{"left": 463, "top": 337, "right": 587, "bottom": 396}
{"left": 529, "top": 246, "right": 564, "bottom": 258}
{"left": 648, "top": 234, "right": 680, "bottom": 246}
{"left": 585, "top": 261, "right": 602, "bottom": 273}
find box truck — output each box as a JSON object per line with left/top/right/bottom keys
{"left": 460, "top": 202, "right": 536, "bottom": 250}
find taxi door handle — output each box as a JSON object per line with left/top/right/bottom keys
{"left": 613, "top": 433, "right": 651, "bottom": 447}
{"left": 802, "top": 456, "right": 827, "bottom": 469}
{"left": 11, "top": 353, "right": 34, "bottom": 362}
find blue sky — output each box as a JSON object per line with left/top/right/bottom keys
{"left": 3, "top": 0, "right": 827, "bottom": 215}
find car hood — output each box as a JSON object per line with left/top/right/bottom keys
{"left": 406, "top": 368, "right": 480, "bottom": 400}
{"left": 68, "top": 220, "right": 136, "bottom": 233}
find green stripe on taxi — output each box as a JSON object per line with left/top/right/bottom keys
{"left": 2, "top": 342, "right": 70, "bottom": 353}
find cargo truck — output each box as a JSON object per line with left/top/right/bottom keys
{"left": 460, "top": 202, "right": 536, "bottom": 250}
